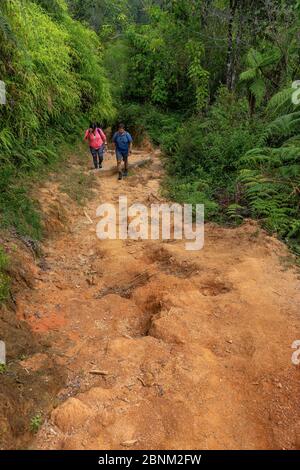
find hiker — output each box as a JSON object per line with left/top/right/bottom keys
{"left": 84, "top": 123, "right": 107, "bottom": 170}
{"left": 113, "top": 123, "right": 133, "bottom": 180}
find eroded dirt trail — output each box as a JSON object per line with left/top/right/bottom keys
{"left": 17, "top": 151, "right": 300, "bottom": 450}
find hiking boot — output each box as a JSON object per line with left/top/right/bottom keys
{"left": 99, "top": 164, "right": 103, "bottom": 169}
{"left": 123, "top": 170, "right": 128, "bottom": 177}
{"left": 118, "top": 172, "right": 123, "bottom": 181}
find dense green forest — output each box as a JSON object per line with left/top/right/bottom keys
{"left": 1, "top": 0, "right": 300, "bottom": 268}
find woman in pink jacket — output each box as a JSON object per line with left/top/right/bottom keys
{"left": 84, "top": 122, "right": 107, "bottom": 169}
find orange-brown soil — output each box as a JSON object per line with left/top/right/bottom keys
{"left": 2, "top": 150, "right": 300, "bottom": 450}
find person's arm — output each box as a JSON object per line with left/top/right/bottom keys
{"left": 113, "top": 133, "right": 117, "bottom": 151}
{"left": 99, "top": 128, "right": 107, "bottom": 145}
{"left": 128, "top": 133, "right": 133, "bottom": 154}
{"left": 83, "top": 130, "right": 89, "bottom": 142}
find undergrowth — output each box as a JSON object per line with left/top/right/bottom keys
{"left": 120, "top": 86, "right": 300, "bottom": 255}
{"left": 0, "top": 0, "right": 114, "bottom": 240}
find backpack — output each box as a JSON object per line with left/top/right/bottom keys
{"left": 97, "top": 128, "right": 106, "bottom": 141}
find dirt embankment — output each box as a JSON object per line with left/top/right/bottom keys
{"left": 0, "top": 156, "right": 87, "bottom": 449}
{"left": 1, "top": 149, "right": 300, "bottom": 450}
{"left": 0, "top": 217, "right": 66, "bottom": 449}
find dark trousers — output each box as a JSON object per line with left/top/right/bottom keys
{"left": 90, "top": 145, "right": 104, "bottom": 169}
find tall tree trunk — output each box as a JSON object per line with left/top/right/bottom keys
{"left": 226, "top": 0, "right": 237, "bottom": 91}
{"left": 231, "top": 3, "right": 244, "bottom": 90}
{"left": 249, "top": 92, "right": 256, "bottom": 117}
{"left": 200, "top": 0, "right": 212, "bottom": 28}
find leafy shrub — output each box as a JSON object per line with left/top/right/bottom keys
{"left": 116, "top": 103, "right": 182, "bottom": 147}
{"left": 0, "top": 0, "right": 115, "bottom": 239}
{"left": 103, "top": 39, "right": 131, "bottom": 102}
{"left": 118, "top": 89, "right": 261, "bottom": 225}
{"left": 164, "top": 175, "right": 220, "bottom": 219}
{"left": 0, "top": 164, "right": 42, "bottom": 239}
{"left": 124, "top": 6, "right": 209, "bottom": 112}
{"left": 239, "top": 89, "right": 300, "bottom": 252}
{"left": 30, "top": 413, "right": 43, "bottom": 433}
{"left": 163, "top": 88, "right": 262, "bottom": 221}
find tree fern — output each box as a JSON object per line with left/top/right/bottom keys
{"left": 240, "top": 101, "right": 300, "bottom": 244}
{"left": 267, "top": 86, "right": 297, "bottom": 116}
{"left": 0, "top": 10, "right": 16, "bottom": 42}
{"left": 261, "top": 111, "right": 300, "bottom": 144}
{"left": 239, "top": 47, "right": 282, "bottom": 114}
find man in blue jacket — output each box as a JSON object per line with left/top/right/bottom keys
{"left": 113, "top": 123, "right": 133, "bottom": 181}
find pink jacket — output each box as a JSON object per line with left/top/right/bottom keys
{"left": 84, "top": 128, "right": 106, "bottom": 149}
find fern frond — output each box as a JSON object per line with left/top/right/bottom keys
{"left": 250, "top": 77, "right": 266, "bottom": 105}
{"left": 246, "top": 48, "right": 263, "bottom": 68}
{"left": 0, "top": 12, "right": 16, "bottom": 42}
{"left": 261, "top": 111, "right": 300, "bottom": 143}
{"left": 259, "top": 48, "right": 281, "bottom": 68}
{"left": 240, "top": 68, "right": 256, "bottom": 82}
{"left": 267, "top": 86, "right": 296, "bottom": 116}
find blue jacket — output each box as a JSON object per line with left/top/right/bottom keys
{"left": 113, "top": 131, "right": 133, "bottom": 153}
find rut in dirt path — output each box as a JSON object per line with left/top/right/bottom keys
{"left": 16, "top": 150, "right": 300, "bottom": 450}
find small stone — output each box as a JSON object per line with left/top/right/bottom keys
{"left": 121, "top": 439, "right": 138, "bottom": 447}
